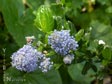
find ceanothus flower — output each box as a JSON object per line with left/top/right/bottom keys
{"left": 39, "top": 57, "right": 53, "bottom": 72}
{"left": 11, "top": 44, "right": 53, "bottom": 72}
{"left": 48, "top": 30, "right": 78, "bottom": 56}
{"left": 11, "top": 44, "right": 38, "bottom": 72}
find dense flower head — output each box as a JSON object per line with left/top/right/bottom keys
{"left": 11, "top": 44, "right": 38, "bottom": 72}
{"left": 48, "top": 30, "right": 78, "bottom": 56}
{"left": 39, "top": 57, "right": 53, "bottom": 72}
{"left": 11, "top": 44, "right": 53, "bottom": 72}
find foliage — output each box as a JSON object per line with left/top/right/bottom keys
{"left": 0, "top": 0, "right": 112, "bottom": 84}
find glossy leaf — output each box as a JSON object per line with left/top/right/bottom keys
{"left": 34, "top": 5, "right": 54, "bottom": 33}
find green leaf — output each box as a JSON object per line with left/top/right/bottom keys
{"left": 105, "top": 6, "right": 112, "bottom": 13}
{"left": 82, "top": 62, "right": 91, "bottom": 75}
{"left": 67, "top": 21, "right": 77, "bottom": 35}
{"left": 68, "top": 62, "right": 95, "bottom": 84}
{"left": 0, "top": 0, "right": 41, "bottom": 47}
{"left": 97, "top": 0, "right": 111, "bottom": 5}
{"left": 91, "top": 64, "right": 97, "bottom": 72}
{"left": 75, "top": 29, "right": 84, "bottom": 41}
{"left": 102, "top": 47, "right": 111, "bottom": 60}
{"left": 90, "top": 20, "right": 112, "bottom": 45}
{"left": 68, "top": 0, "right": 83, "bottom": 9}
{"left": 4, "top": 67, "right": 62, "bottom": 84}
{"left": 54, "top": 64, "right": 62, "bottom": 70}
{"left": 87, "top": 40, "right": 98, "bottom": 53}
{"left": 102, "top": 60, "right": 109, "bottom": 66}
{"left": 61, "top": 0, "right": 65, "bottom": 5}
{"left": 34, "top": 5, "right": 54, "bottom": 33}
{"left": 51, "top": 4, "right": 65, "bottom": 16}
{"left": 27, "top": 0, "right": 44, "bottom": 10}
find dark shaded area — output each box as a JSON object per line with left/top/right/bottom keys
{"left": 0, "top": 11, "right": 19, "bottom": 84}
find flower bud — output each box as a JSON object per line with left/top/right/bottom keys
{"left": 63, "top": 54, "right": 74, "bottom": 64}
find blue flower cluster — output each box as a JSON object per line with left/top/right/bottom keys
{"left": 48, "top": 30, "right": 78, "bottom": 56}
{"left": 39, "top": 57, "right": 53, "bottom": 72}
{"left": 11, "top": 44, "right": 53, "bottom": 72}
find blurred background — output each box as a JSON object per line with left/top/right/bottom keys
{"left": 0, "top": 0, "right": 112, "bottom": 84}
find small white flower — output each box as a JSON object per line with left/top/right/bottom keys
{"left": 63, "top": 54, "right": 74, "bottom": 64}
{"left": 98, "top": 40, "right": 105, "bottom": 45}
